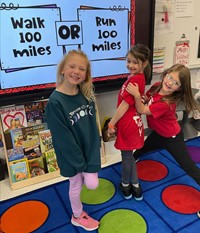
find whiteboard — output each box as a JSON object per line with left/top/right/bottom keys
{"left": 153, "top": 0, "right": 200, "bottom": 70}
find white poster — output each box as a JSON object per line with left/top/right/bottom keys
{"left": 174, "top": 40, "right": 190, "bottom": 67}
{"left": 175, "top": 0, "right": 193, "bottom": 17}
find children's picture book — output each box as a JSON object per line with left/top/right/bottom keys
{"left": 9, "top": 158, "right": 29, "bottom": 182}
{"left": 28, "top": 157, "right": 45, "bottom": 178}
{"left": 7, "top": 146, "right": 25, "bottom": 162}
{"left": 10, "top": 128, "right": 24, "bottom": 148}
{"left": 21, "top": 123, "right": 47, "bottom": 149}
{"left": 25, "top": 109, "right": 44, "bottom": 127}
{"left": 44, "top": 149, "right": 59, "bottom": 173}
{"left": 25, "top": 102, "right": 45, "bottom": 126}
{"left": 25, "top": 102, "right": 44, "bottom": 112}
{"left": 0, "top": 105, "right": 28, "bottom": 132}
{"left": 38, "top": 129, "right": 53, "bottom": 154}
{"left": 23, "top": 145, "right": 42, "bottom": 160}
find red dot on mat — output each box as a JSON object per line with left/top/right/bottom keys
{"left": 162, "top": 185, "right": 200, "bottom": 214}
{"left": 1, "top": 200, "right": 49, "bottom": 233}
{"left": 137, "top": 160, "right": 168, "bottom": 181}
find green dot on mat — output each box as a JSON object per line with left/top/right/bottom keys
{"left": 81, "top": 178, "right": 115, "bottom": 204}
{"left": 98, "top": 209, "right": 147, "bottom": 233}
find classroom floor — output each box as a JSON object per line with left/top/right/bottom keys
{"left": 0, "top": 136, "right": 200, "bottom": 233}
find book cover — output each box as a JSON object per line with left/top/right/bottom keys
{"left": 9, "top": 158, "right": 29, "bottom": 182}
{"left": 23, "top": 145, "right": 42, "bottom": 160}
{"left": 0, "top": 105, "right": 28, "bottom": 133}
{"left": 7, "top": 146, "right": 25, "bottom": 162}
{"left": 25, "top": 102, "right": 46, "bottom": 126}
{"left": 21, "top": 123, "right": 47, "bottom": 149}
{"left": 44, "top": 149, "right": 59, "bottom": 173}
{"left": 38, "top": 129, "right": 53, "bottom": 154}
{"left": 25, "top": 102, "right": 44, "bottom": 112}
{"left": 28, "top": 157, "right": 45, "bottom": 178}
{"left": 25, "top": 109, "right": 44, "bottom": 127}
{"left": 10, "top": 128, "right": 24, "bottom": 148}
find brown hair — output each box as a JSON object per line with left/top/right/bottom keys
{"left": 127, "top": 43, "right": 151, "bottom": 83}
{"left": 56, "top": 50, "right": 95, "bottom": 102}
{"left": 149, "top": 64, "right": 200, "bottom": 113}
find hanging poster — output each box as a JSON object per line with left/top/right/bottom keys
{"left": 174, "top": 39, "right": 190, "bottom": 66}
{"left": 175, "top": 0, "right": 193, "bottom": 18}
{"left": 153, "top": 47, "right": 165, "bottom": 73}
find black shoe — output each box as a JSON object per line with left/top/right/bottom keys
{"left": 119, "top": 183, "right": 132, "bottom": 199}
{"left": 132, "top": 184, "right": 143, "bottom": 201}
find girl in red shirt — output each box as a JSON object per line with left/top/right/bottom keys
{"left": 127, "top": 64, "right": 200, "bottom": 186}
{"left": 108, "top": 44, "right": 151, "bottom": 200}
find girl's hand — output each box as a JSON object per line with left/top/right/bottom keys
{"left": 141, "top": 95, "right": 148, "bottom": 104}
{"left": 107, "top": 127, "right": 116, "bottom": 137}
{"left": 126, "top": 83, "right": 140, "bottom": 97}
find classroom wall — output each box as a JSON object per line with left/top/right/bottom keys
{"left": 153, "top": 0, "right": 200, "bottom": 69}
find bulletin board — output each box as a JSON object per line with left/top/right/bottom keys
{"left": 153, "top": 0, "right": 200, "bottom": 71}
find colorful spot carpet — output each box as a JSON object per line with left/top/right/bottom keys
{"left": 1, "top": 137, "right": 200, "bottom": 233}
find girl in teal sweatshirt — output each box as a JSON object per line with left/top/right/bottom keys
{"left": 45, "top": 50, "right": 101, "bottom": 231}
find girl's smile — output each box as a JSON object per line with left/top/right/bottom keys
{"left": 126, "top": 54, "right": 145, "bottom": 75}
{"left": 160, "top": 72, "right": 181, "bottom": 95}
{"left": 62, "top": 55, "right": 87, "bottom": 86}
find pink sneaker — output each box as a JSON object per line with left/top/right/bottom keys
{"left": 71, "top": 211, "right": 99, "bottom": 231}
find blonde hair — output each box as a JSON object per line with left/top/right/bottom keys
{"left": 149, "top": 64, "right": 200, "bottom": 113}
{"left": 56, "top": 50, "right": 95, "bottom": 102}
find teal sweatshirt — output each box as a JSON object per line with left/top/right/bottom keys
{"left": 45, "top": 90, "right": 101, "bottom": 177}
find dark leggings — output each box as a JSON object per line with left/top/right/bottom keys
{"left": 134, "top": 130, "right": 200, "bottom": 185}
{"left": 121, "top": 150, "right": 138, "bottom": 185}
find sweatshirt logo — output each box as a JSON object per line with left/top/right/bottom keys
{"left": 69, "top": 105, "right": 93, "bottom": 125}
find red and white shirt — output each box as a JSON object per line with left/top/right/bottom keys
{"left": 115, "top": 73, "right": 145, "bottom": 150}
{"left": 146, "top": 88, "right": 181, "bottom": 138}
